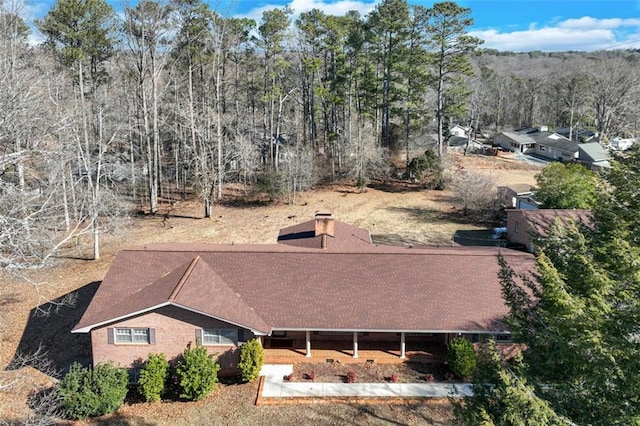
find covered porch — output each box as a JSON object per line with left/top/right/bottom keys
{"left": 263, "top": 331, "right": 450, "bottom": 365}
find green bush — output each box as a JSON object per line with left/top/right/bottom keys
{"left": 238, "top": 338, "right": 264, "bottom": 382}
{"left": 448, "top": 337, "right": 477, "bottom": 379}
{"left": 176, "top": 344, "right": 220, "bottom": 401}
{"left": 138, "top": 353, "right": 169, "bottom": 402}
{"left": 57, "top": 362, "right": 128, "bottom": 419}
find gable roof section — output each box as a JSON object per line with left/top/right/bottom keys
{"left": 578, "top": 142, "right": 610, "bottom": 163}
{"left": 73, "top": 254, "right": 271, "bottom": 334}
{"left": 74, "top": 243, "right": 535, "bottom": 334}
{"left": 509, "top": 209, "right": 592, "bottom": 238}
{"left": 533, "top": 133, "right": 578, "bottom": 153}
{"left": 500, "top": 131, "right": 536, "bottom": 146}
{"left": 278, "top": 218, "right": 372, "bottom": 249}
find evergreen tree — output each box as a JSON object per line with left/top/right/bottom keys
{"left": 425, "top": 2, "right": 482, "bottom": 157}
{"left": 458, "top": 151, "right": 640, "bottom": 424}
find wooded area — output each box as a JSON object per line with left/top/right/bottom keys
{"left": 1, "top": 0, "right": 640, "bottom": 269}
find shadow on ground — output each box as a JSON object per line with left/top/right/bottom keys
{"left": 453, "top": 229, "right": 506, "bottom": 247}
{"left": 366, "top": 179, "right": 425, "bottom": 194}
{"left": 7, "top": 281, "right": 100, "bottom": 376}
{"left": 372, "top": 234, "right": 447, "bottom": 247}
{"left": 386, "top": 206, "right": 495, "bottom": 227}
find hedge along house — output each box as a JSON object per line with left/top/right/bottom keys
{"left": 73, "top": 213, "right": 535, "bottom": 375}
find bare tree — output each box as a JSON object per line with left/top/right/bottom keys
{"left": 123, "top": 0, "right": 173, "bottom": 215}
{"left": 450, "top": 166, "right": 497, "bottom": 216}
{"left": 590, "top": 58, "right": 640, "bottom": 140}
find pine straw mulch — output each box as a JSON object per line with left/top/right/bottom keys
{"left": 288, "top": 361, "right": 456, "bottom": 384}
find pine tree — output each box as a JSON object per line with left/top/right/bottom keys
{"left": 458, "top": 151, "right": 640, "bottom": 424}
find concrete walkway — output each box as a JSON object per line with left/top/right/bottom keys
{"left": 259, "top": 364, "right": 472, "bottom": 399}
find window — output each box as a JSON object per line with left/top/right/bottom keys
{"left": 539, "top": 145, "right": 546, "bottom": 152}
{"left": 495, "top": 333, "right": 513, "bottom": 343}
{"left": 202, "top": 329, "right": 237, "bottom": 345}
{"left": 115, "top": 328, "right": 150, "bottom": 344}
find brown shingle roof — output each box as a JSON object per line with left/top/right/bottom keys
{"left": 74, "top": 243, "right": 534, "bottom": 335}
{"left": 514, "top": 209, "right": 592, "bottom": 237}
{"left": 277, "top": 218, "right": 372, "bottom": 249}
{"left": 73, "top": 255, "right": 271, "bottom": 334}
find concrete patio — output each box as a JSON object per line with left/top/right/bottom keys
{"left": 258, "top": 364, "right": 472, "bottom": 401}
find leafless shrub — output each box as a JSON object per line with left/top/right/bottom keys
{"left": 25, "top": 386, "right": 63, "bottom": 425}
{"left": 450, "top": 167, "right": 498, "bottom": 217}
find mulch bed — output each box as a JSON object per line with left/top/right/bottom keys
{"left": 287, "top": 361, "right": 455, "bottom": 384}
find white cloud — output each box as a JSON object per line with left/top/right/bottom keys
{"left": 472, "top": 16, "right": 640, "bottom": 52}
{"left": 559, "top": 16, "right": 640, "bottom": 30}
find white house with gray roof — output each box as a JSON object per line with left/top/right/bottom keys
{"left": 495, "top": 126, "right": 580, "bottom": 162}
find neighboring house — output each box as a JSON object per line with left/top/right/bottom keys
{"left": 449, "top": 124, "right": 470, "bottom": 137}
{"left": 497, "top": 184, "right": 534, "bottom": 209}
{"left": 73, "top": 213, "right": 535, "bottom": 375}
{"left": 578, "top": 142, "right": 611, "bottom": 170}
{"left": 494, "top": 128, "right": 539, "bottom": 154}
{"left": 494, "top": 126, "right": 579, "bottom": 162}
{"left": 533, "top": 134, "right": 579, "bottom": 162}
{"left": 506, "top": 209, "right": 592, "bottom": 253}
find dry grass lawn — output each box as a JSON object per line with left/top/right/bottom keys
{"left": 0, "top": 152, "right": 540, "bottom": 425}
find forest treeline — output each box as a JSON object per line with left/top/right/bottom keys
{"left": 1, "top": 0, "right": 640, "bottom": 267}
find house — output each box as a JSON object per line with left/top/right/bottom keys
{"left": 449, "top": 124, "right": 470, "bottom": 138}
{"left": 73, "top": 213, "right": 535, "bottom": 375}
{"left": 497, "top": 184, "right": 534, "bottom": 209}
{"left": 494, "top": 126, "right": 579, "bottom": 162}
{"left": 494, "top": 127, "right": 540, "bottom": 154}
{"left": 533, "top": 134, "right": 579, "bottom": 162}
{"left": 506, "top": 209, "right": 591, "bottom": 253}
{"left": 578, "top": 142, "right": 611, "bottom": 170}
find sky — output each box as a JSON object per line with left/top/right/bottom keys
{"left": 13, "top": 0, "right": 640, "bottom": 52}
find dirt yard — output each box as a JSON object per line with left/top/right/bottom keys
{"left": 0, "top": 152, "right": 540, "bottom": 424}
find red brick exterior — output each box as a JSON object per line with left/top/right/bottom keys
{"left": 506, "top": 210, "right": 533, "bottom": 251}
{"left": 91, "top": 305, "right": 256, "bottom": 375}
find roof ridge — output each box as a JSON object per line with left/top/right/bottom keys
{"left": 169, "top": 255, "right": 200, "bottom": 301}
{"left": 123, "top": 245, "right": 527, "bottom": 256}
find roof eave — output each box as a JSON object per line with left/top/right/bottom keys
{"left": 72, "top": 301, "right": 172, "bottom": 333}
{"left": 72, "top": 301, "right": 271, "bottom": 336}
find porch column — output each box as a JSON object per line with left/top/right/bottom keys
{"left": 353, "top": 332, "right": 358, "bottom": 358}
{"left": 305, "top": 330, "right": 311, "bottom": 358}
{"left": 400, "top": 332, "right": 406, "bottom": 359}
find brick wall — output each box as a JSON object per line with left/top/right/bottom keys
{"left": 506, "top": 211, "right": 533, "bottom": 251}
{"left": 91, "top": 305, "right": 256, "bottom": 375}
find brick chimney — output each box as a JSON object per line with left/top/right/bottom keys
{"left": 314, "top": 211, "right": 335, "bottom": 249}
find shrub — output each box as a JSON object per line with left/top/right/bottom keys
{"left": 238, "top": 338, "right": 264, "bottom": 383}
{"left": 303, "top": 371, "right": 315, "bottom": 381}
{"left": 424, "top": 373, "right": 435, "bottom": 382}
{"left": 390, "top": 373, "right": 399, "bottom": 383}
{"left": 346, "top": 370, "right": 357, "bottom": 383}
{"left": 138, "top": 353, "right": 169, "bottom": 402}
{"left": 447, "top": 337, "right": 477, "bottom": 379}
{"left": 176, "top": 345, "right": 220, "bottom": 401}
{"left": 57, "top": 362, "right": 128, "bottom": 420}
{"left": 284, "top": 373, "right": 294, "bottom": 381}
